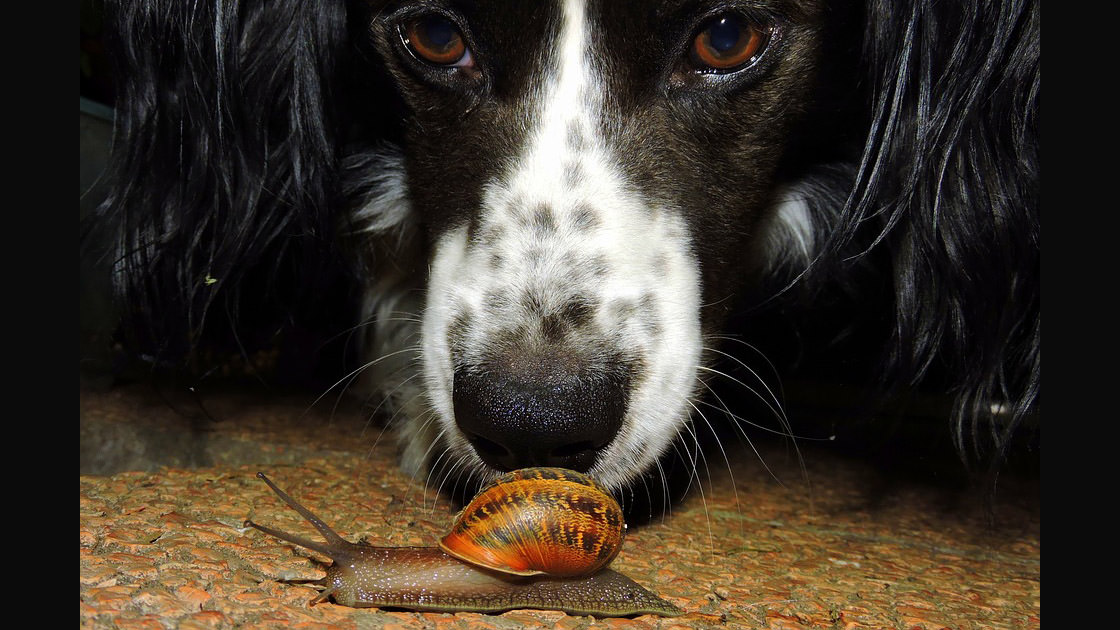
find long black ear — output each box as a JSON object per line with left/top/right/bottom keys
{"left": 84, "top": 0, "right": 352, "bottom": 370}
{"left": 825, "top": 0, "right": 1040, "bottom": 465}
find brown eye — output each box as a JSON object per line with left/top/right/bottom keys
{"left": 689, "top": 15, "right": 768, "bottom": 72}
{"left": 402, "top": 15, "right": 469, "bottom": 66}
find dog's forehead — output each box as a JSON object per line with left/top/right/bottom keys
{"left": 460, "top": 1, "right": 659, "bottom": 93}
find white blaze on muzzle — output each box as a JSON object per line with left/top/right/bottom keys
{"left": 422, "top": 0, "right": 704, "bottom": 490}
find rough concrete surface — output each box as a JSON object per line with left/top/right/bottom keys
{"left": 80, "top": 384, "right": 1039, "bottom": 629}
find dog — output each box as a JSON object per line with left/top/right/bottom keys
{"left": 85, "top": 0, "right": 1040, "bottom": 495}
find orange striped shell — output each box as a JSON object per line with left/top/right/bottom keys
{"left": 438, "top": 467, "right": 626, "bottom": 577}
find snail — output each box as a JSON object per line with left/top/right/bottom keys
{"left": 244, "top": 469, "right": 683, "bottom": 617}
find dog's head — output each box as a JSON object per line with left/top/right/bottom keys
{"left": 355, "top": 0, "right": 833, "bottom": 490}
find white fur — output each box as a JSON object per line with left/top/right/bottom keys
{"left": 769, "top": 189, "right": 816, "bottom": 266}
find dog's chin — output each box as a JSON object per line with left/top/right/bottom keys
{"left": 427, "top": 425, "right": 694, "bottom": 498}
{"left": 440, "top": 415, "right": 694, "bottom": 494}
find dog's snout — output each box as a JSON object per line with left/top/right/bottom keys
{"left": 452, "top": 354, "right": 629, "bottom": 472}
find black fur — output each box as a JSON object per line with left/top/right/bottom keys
{"left": 83, "top": 0, "right": 1040, "bottom": 484}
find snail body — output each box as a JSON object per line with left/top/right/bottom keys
{"left": 245, "top": 471, "right": 682, "bottom": 617}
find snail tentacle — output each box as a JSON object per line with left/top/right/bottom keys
{"left": 243, "top": 518, "right": 343, "bottom": 561}
{"left": 252, "top": 472, "right": 354, "bottom": 552}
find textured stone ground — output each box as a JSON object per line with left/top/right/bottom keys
{"left": 80, "top": 384, "right": 1039, "bottom": 630}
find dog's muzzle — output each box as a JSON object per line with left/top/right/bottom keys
{"left": 452, "top": 349, "right": 630, "bottom": 472}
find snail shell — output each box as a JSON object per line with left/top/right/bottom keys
{"left": 439, "top": 467, "right": 625, "bottom": 577}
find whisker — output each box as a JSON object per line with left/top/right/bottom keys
{"left": 680, "top": 417, "right": 722, "bottom": 555}
{"left": 302, "top": 346, "right": 422, "bottom": 417}
{"left": 686, "top": 398, "right": 741, "bottom": 521}
{"left": 699, "top": 347, "right": 787, "bottom": 421}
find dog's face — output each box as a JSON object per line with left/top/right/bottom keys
{"left": 361, "top": 0, "right": 826, "bottom": 490}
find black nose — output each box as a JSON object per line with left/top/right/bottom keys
{"left": 452, "top": 353, "right": 629, "bottom": 472}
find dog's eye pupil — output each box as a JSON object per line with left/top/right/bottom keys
{"left": 403, "top": 16, "right": 468, "bottom": 66}
{"left": 690, "top": 15, "right": 768, "bottom": 72}
{"left": 708, "top": 18, "right": 742, "bottom": 53}
{"left": 420, "top": 18, "right": 456, "bottom": 49}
